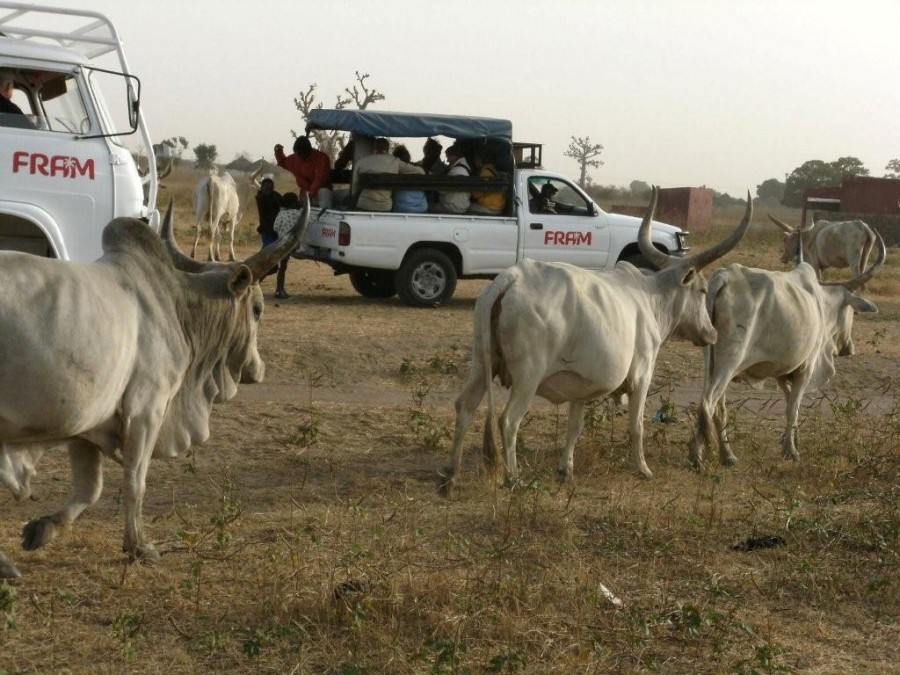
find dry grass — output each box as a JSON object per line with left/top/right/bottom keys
{"left": 0, "top": 195, "right": 897, "bottom": 674}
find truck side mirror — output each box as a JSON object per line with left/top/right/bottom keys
{"left": 127, "top": 83, "right": 139, "bottom": 131}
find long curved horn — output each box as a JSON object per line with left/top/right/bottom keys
{"left": 767, "top": 214, "right": 795, "bottom": 234}
{"left": 249, "top": 162, "right": 264, "bottom": 190}
{"left": 821, "top": 231, "right": 886, "bottom": 292}
{"left": 242, "top": 193, "right": 311, "bottom": 280}
{"left": 160, "top": 199, "right": 210, "bottom": 273}
{"left": 637, "top": 186, "right": 670, "bottom": 270}
{"left": 686, "top": 190, "right": 753, "bottom": 270}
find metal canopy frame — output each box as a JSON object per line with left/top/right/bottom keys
{"left": 0, "top": 2, "right": 127, "bottom": 70}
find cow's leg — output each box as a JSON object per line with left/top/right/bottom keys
{"left": 557, "top": 400, "right": 585, "bottom": 482}
{"left": 209, "top": 218, "right": 219, "bottom": 261}
{"left": 440, "top": 371, "right": 488, "bottom": 493}
{"left": 22, "top": 439, "right": 102, "bottom": 551}
{"left": 777, "top": 377, "right": 804, "bottom": 461}
{"left": 191, "top": 219, "right": 203, "bottom": 259}
{"left": 691, "top": 363, "right": 737, "bottom": 469}
{"left": 713, "top": 395, "right": 737, "bottom": 466}
{"left": 1, "top": 442, "right": 44, "bottom": 501}
{"left": 499, "top": 381, "right": 539, "bottom": 482}
{"left": 121, "top": 409, "right": 166, "bottom": 563}
{"left": 226, "top": 223, "right": 237, "bottom": 262}
{"left": 629, "top": 375, "right": 654, "bottom": 478}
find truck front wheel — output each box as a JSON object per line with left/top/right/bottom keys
{"left": 396, "top": 249, "right": 457, "bottom": 307}
{"left": 349, "top": 269, "right": 397, "bottom": 298}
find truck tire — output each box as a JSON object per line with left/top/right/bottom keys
{"left": 396, "top": 249, "right": 457, "bottom": 307}
{"left": 349, "top": 269, "right": 397, "bottom": 299}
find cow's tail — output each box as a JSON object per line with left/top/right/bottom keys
{"left": 476, "top": 267, "right": 518, "bottom": 471}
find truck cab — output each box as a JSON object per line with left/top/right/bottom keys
{"left": 0, "top": 2, "right": 157, "bottom": 260}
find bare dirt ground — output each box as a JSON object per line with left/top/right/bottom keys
{"left": 1, "top": 227, "right": 898, "bottom": 674}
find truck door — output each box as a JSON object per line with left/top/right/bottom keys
{"left": 521, "top": 177, "right": 610, "bottom": 269}
{"left": 1, "top": 67, "right": 111, "bottom": 260}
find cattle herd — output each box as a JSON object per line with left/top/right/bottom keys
{"left": 0, "top": 186, "right": 887, "bottom": 580}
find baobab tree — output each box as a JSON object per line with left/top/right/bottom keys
{"left": 565, "top": 135, "right": 604, "bottom": 188}
{"left": 292, "top": 71, "right": 385, "bottom": 160}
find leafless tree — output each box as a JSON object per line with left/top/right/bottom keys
{"left": 292, "top": 71, "right": 385, "bottom": 160}
{"left": 564, "top": 135, "right": 604, "bottom": 188}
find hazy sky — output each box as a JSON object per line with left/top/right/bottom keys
{"left": 25, "top": 0, "right": 900, "bottom": 196}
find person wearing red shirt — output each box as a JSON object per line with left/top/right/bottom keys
{"left": 274, "top": 136, "right": 333, "bottom": 207}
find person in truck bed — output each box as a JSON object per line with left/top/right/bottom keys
{"left": 429, "top": 143, "right": 471, "bottom": 214}
{"left": 391, "top": 145, "right": 428, "bottom": 213}
{"left": 467, "top": 150, "right": 507, "bottom": 216}
{"left": 354, "top": 137, "right": 424, "bottom": 212}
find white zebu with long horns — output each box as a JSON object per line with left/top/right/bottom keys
{"left": 440, "top": 188, "right": 753, "bottom": 491}
{"left": 768, "top": 215, "right": 876, "bottom": 279}
{"left": 688, "top": 233, "right": 885, "bottom": 469}
{"left": 192, "top": 165, "right": 263, "bottom": 261}
{"left": 0, "top": 197, "right": 309, "bottom": 579}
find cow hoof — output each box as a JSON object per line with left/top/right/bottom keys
{"left": 127, "top": 544, "right": 161, "bottom": 564}
{"left": 437, "top": 469, "right": 456, "bottom": 497}
{"left": 689, "top": 458, "right": 705, "bottom": 473}
{"left": 556, "top": 468, "right": 574, "bottom": 484}
{"left": 722, "top": 455, "right": 738, "bottom": 468}
{"left": 637, "top": 466, "right": 654, "bottom": 480}
{"left": 21, "top": 516, "right": 61, "bottom": 551}
{"left": 0, "top": 552, "right": 21, "bottom": 579}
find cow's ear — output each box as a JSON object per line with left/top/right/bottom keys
{"left": 680, "top": 268, "right": 698, "bottom": 286}
{"left": 846, "top": 293, "right": 878, "bottom": 314}
{"left": 228, "top": 265, "right": 254, "bottom": 296}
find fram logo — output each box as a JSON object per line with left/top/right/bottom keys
{"left": 544, "top": 231, "right": 592, "bottom": 246}
{"left": 12, "top": 151, "right": 95, "bottom": 180}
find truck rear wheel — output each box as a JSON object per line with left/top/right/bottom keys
{"left": 349, "top": 269, "right": 397, "bottom": 298}
{"left": 396, "top": 249, "right": 457, "bottom": 307}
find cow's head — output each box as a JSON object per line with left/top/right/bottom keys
{"left": 639, "top": 186, "right": 752, "bottom": 347}
{"left": 820, "top": 232, "right": 884, "bottom": 356}
{"left": 768, "top": 215, "right": 814, "bottom": 265}
{"left": 159, "top": 195, "right": 309, "bottom": 397}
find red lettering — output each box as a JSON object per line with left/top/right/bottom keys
{"left": 51, "top": 155, "right": 68, "bottom": 177}
{"left": 31, "top": 153, "right": 49, "bottom": 176}
{"left": 12, "top": 151, "right": 28, "bottom": 172}
{"left": 543, "top": 231, "right": 592, "bottom": 246}
{"left": 321, "top": 227, "right": 336, "bottom": 238}
{"left": 8, "top": 152, "right": 95, "bottom": 180}
{"left": 71, "top": 158, "right": 95, "bottom": 179}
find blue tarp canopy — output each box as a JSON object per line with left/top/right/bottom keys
{"left": 305, "top": 109, "right": 513, "bottom": 143}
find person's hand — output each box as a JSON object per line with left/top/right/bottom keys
{"left": 274, "top": 144, "right": 284, "bottom": 153}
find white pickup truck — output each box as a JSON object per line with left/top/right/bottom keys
{"left": 0, "top": 1, "right": 158, "bottom": 261}
{"left": 298, "top": 109, "right": 689, "bottom": 306}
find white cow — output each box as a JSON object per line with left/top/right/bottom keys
{"left": 768, "top": 215, "right": 877, "bottom": 279}
{"left": 191, "top": 166, "right": 263, "bottom": 261}
{"left": 440, "top": 188, "right": 753, "bottom": 491}
{"left": 689, "top": 234, "right": 885, "bottom": 469}
{"left": 0, "top": 197, "right": 309, "bottom": 578}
